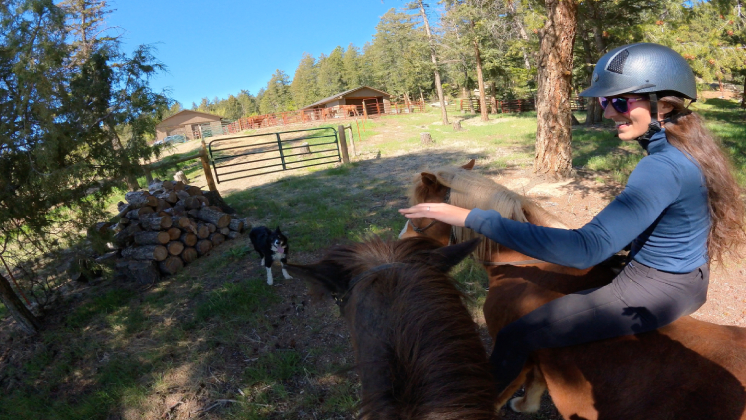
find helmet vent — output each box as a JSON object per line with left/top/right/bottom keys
{"left": 607, "top": 49, "right": 629, "bottom": 74}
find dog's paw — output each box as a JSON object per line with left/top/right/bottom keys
{"left": 282, "top": 269, "right": 292, "bottom": 280}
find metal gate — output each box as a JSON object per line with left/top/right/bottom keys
{"left": 207, "top": 127, "right": 341, "bottom": 183}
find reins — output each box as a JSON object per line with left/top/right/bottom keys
{"left": 333, "top": 262, "right": 407, "bottom": 307}
{"left": 478, "top": 258, "right": 545, "bottom": 266}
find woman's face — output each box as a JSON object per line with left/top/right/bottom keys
{"left": 602, "top": 94, "right": 653, "bottom": 141}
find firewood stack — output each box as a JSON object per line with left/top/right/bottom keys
{"left": 103, "top": 179, "right": 251, "bottom": 284}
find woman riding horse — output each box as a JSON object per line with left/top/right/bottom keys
{"left": 399, "top": 42, "right": 746, "bottom": 395}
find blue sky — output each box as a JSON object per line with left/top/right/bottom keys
{"left": 108, "top": 0, "right": 401, "bottom": 108}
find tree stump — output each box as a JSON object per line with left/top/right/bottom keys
{"left": 420, "top": 132, "right": 434, "bottom": 145}
{"left": 174, "top": 171, "right": 189, "bottom": 185}
{"left": 299, "top": 142, "right": 311, "bottom": 158}
{"left": 452, "top": 120, "right": 462, "bottom": 131}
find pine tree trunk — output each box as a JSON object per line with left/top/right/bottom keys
{"left": 0, "top": 273, "right": 40, "bottom": 334}
{"left": 742, "top": 74, "right": 746, "bottom": 108}
{"left": 473, "top": 33, "right": 489, "bottom": 122}
{"left": 418, "top": 0, "right": 449, "bottom": 125}
{"left": 534, "top": 0, "right": 578, "bottom": 179}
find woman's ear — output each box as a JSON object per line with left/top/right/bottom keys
{"left": 658, "top": 101, "right": 675, "bottom": 120}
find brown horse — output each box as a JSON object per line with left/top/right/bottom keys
{"left": 286, "top": 236, "right": 499, "bottom": 419}
{"left": 401, "top": 162, "right": 746, "bottom": 420}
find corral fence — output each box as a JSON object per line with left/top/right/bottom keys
{"left": 207, "top": 126, "right": 349, "bottom": 183}
{"left": 215, "top": 96, "right": 588, "bottom": 136}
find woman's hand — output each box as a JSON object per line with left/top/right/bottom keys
{"left": 398, "top": 203, "right": 472, "bottom": 228}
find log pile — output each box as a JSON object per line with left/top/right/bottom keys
{"left": 103, "top": 179, "right": 250, "bottom": 284}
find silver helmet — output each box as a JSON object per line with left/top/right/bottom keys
{"left": 579, "top": 43, "right": 696, "bottom": 100}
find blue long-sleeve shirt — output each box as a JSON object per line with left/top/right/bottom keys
{"left": 465, "top": 129, "right": 710, "bottom": 273}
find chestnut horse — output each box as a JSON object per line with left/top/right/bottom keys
{"left": 401, "top": 161, "right": 746, "bottom": 420}
{"left": 286, "top": 236, "right": 498, "bottom": 419}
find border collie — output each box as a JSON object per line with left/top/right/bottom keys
{"left": 249, "top": 226, "right": 292, "bottom": 285}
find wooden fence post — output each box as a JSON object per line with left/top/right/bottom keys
{"left": 200, "top": 139, "right": 218, "bottom": 193}
{"left": 338, "top": 125, "right": 350, "bottom": 164}
{"left": 346, "top": 125, "right": 356, "bottom": 157}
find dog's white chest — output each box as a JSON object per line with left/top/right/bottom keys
{"left": 272, "top": 252, "right": 284, "bottom": 261}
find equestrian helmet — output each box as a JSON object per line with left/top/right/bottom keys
{"left": 579, "top": 43, "right": 697, "bottom": 100}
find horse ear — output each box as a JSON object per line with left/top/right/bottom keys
{"left": 420, "top": 172, "right": 438, "bottom": 187}
{"left": 431, "top": 238, "right": 482, "bottom": 272}
{"left": 461, "top": 159, "right": 475, "bottom": 170}
{"left": 285, "top": 262, "right": 344, "bottom": 301}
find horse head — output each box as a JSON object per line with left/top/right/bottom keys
{"left": 286, "top": 236, "right": 499, "bottom": 419}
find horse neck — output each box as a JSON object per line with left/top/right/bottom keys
{"left": 349, "top": 271, "right": 498, "bottom": 420}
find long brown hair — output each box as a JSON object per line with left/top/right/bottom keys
{"left": 660, "top": 96, "right": 746, "bottom": 263}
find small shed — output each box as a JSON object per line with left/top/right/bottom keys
{"left": 301, "top": 86, "right": 391, "bottom": 116}
{"left": 155, "top": 110, "right": 225, "bottom": 141}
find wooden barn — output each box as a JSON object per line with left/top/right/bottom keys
{"left": 155, "top": 110, "right": 225, "bottom": 141}
{"left": 301, "top": 86, "right": 391, "bottom": 117}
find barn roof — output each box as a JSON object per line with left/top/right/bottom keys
{"left": 156, "top": 110, "right": 223, "bottom": 128}
{"left": 302, "top": 86, "right": 391, "bottom": 109}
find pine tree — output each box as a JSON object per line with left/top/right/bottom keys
{"left": 0, "top": 0, "right": 167, "bottom": 333}
{"left": 291, "top": 53, "right": 320, "bottom": 108}
{"left": 317, "top": 46, "right": 346, "bottom": 97}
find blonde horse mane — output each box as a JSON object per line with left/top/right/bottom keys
{"left": 428, "top": 167, "right": 568, "bottom": 261}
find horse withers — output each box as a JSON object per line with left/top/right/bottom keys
{"left": 402, "top": 162, "right": 746, "bottom": 420}
{"left": 287, "top": 236, "right": 499, "bottom": 420}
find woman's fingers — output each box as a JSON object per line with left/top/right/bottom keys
{"left": 398, "top": 203, "right": 471, "bottom": 227}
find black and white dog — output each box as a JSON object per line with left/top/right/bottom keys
{"left": 249, "top": 226, "right": 292, "bottom": 285}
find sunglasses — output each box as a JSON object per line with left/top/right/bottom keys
{"left": 598, "top": 97, "right": 648, "bottom": 114}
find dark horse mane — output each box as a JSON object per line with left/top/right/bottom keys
{"left": 312, "top": 237, "right": 497, "bottom": 419}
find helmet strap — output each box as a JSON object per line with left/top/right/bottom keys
{"left": 649, "top": 93, "right": 658, "bottom": 119}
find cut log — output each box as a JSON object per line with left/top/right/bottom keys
{"left": 187, "top": 209, "right": 200, "bottom": 219}
{"left": 94, "top": 251, "right": 119, "bottom": 266}
{"left": 227, "top": 231, "right": 242, "bottom": 240}
{"left": 126, "top": 207, "right": 154, "bottom": 220}
{"left": 174, "top": 172, "right": 189, "bottom": 185}
{"left": 206, "top": 223, "right": 217, "bottom": 233}
{"left": 175, "top": 190, "right": 190, "bottom": 202}
{"left": 173, "top": 205, "right": 186, "bottom": 217}
{"left": 125, "top": 190, "right": 158, "bottom": 209}
{"left": 179, "top": 232, "right": 198, "bottom": 247}
{"left": 155, "top": 198, "right": 171, "bottom": 213}
{"left": 181, "top": 247, "right": 198, "bottom": 264}
{"left": 197, "top": 207, "right": 230, "bottom": 228}
{"left": 228, "top": 219, "right": 244, "bottom": 232}
{"left": 186, "top": 186, "right": 203, "bottom": 196}
{"left": 148, "top": 179, "right": 164, "bottom": 192}
{"left": 195, "top": 239, "right": 212, "bottom": 256}
{"left": 156, "top": 190, "right": 178, "bottom": 204}
{"left": 196, "top": 196, "right": 209, "bottom": 206}
{"left": 172, "top": 216, "right": 192, "bottom": 230}
{"left": 195, "top": 224, "right": 210, "bottom": 239}
{"left": 118, "top": 217, "right": 131, "bottom": 226}
{"left": 219, "top": 227, "right": 230, "bottom": 236}
{"left": 117, "top": 201, "right": 129, "bottom": 214}
{"left": 167, "top": 227, "right": 181, "bottom": 241}
{"left": 158, "top": 256, "right": 184, "bottom": 275}
{"left": 122, "top": 245, "right": 168, "bottom": 261}
{"left": 184, "top": 196, "right": 201, "bottom": 210}
{"left": 202, "top": 190, "right": 236, "bottom": 214}
{"left": 209, "top": 233, "right": 225, "bottom": 247}
{"left": 162, "top": 180, "right": 174, "bottom": 190}
{"left": 94, "top": 222, "right": 113, "bottom": 234}
{"left": 140, "top": 215, "right": 173, "bottom": 231}
{"left": 113, "top": 224, "right": 142, "bottom": 247}
{"left": 420, "top": 132, "right": 434, "bottom": 145}
{"left": 133, "top": 231, "right": 170, "bottom": 245}
{"left": 173, "top": 180, "right": 186, "bottom": 191}
{"left": 167, "top": 241, "right": 185, "bottom": 256}
{"left": 120, "top": 260, "right": 160, "bottom": 285}
{"left": 158, "top": 211, "right": 171, "bottom": 217}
